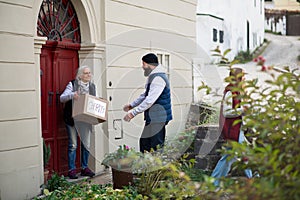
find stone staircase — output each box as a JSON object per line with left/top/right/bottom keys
{"left": 185, "top": 103, "right": 225, "bottom": 171}
{"left": 194, "top": 125, "right": 224, "bottom": 170}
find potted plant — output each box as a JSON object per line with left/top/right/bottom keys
{"left": 102, "top": 145, "right": 141, "bottom": 189}
{"left": 43, "top": 139, "right": 51, "bottom": 184}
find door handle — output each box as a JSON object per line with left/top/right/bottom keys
{"left": 56, "top": 91, "right": 60, "bottom": 105}
{"left": 113, "top": 119, "right": 123, "bottom": 140}
{"left": 48, "top": 91, "right": 54, "bottom": 106}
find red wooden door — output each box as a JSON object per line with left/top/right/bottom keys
{"left": 41, "top": 41, "right": 80, "bottom": 175}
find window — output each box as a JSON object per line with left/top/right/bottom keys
{"left": 213, "top": 28, "right": 218, "bottom": 42}
{"left": 219, "top": 30, "right": 224, "bottom": 43}
{"left": 37, "top": 0, "right": 80, "bottom": 43}
{"left": 157, "top": 52, "right": 170, "bottom": 79}
{"left": 157, "top": 54, "right": 163, "bottom": 64}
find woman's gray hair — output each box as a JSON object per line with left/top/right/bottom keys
{"left": 76, "top": 65, "right": 93, "bottom": 81}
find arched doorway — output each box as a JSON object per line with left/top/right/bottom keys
{"left": 37, "top": 0, "right": 81, "bottom": 175}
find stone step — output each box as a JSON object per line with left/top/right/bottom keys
{"left": 184, "top": 125, "right": 225, "bottom": 171}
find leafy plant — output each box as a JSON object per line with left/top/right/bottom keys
{"left": 43, "top": 139, "right": 51, "bottom": 167}
{"left": 182, "top": 166, "right": 211, "bottom": 182}
{"left": 133, "top": 130, "right": 218, "bottom": 199}
{"left": 102, "top": 145, "right": 142, "bottom": 171}
{"left": 225, "top": 61, "right": 300, "bottom": 199}
{"left": 134, "top": 155, "right": 201, "bottom": 199}
{"left": 234, "top": 50, "right": 253, "bottom": 63}
{"left": 38, "top": 179, "right": 145, "bottom": 200}
{"left": 45, "top": 173, "right": 71, "bottom": 192}
{"left": 200, "top": 48, "right": 300, "bottom": 199}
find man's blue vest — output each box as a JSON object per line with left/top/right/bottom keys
{"left": 144, "top": 73, "right": 172, "bottom": 123}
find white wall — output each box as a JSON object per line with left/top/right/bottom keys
{"left": 197, "top": 0, "right": 265, "bottom": 62}
{"left": 195, "top": 0, "right": 265, "bottom": 105}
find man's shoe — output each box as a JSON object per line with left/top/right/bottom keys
{"left": 81, "top": 167, "right": 95, "bottom": 177}
{"left": 68, "top": 169, "right": 78, "bottom": 179}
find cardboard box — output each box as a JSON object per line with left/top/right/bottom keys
{"left": 72, "top": 94, "right": 108, "bottom": 125}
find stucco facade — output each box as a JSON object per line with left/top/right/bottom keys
{"left": 0, "top": 0, "right": 197, "bottom": 199}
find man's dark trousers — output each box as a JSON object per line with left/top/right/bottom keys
{"left": 139, "top": 122, "right": 166, "bottom": 153}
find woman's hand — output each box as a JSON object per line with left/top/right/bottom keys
{"left": 73, "top": 91, "right": 79, "bottom": 100}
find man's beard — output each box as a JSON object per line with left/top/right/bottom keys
{"left": 144, "top": 68, "right": 152, "bottom": 77}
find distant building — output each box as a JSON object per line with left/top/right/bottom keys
{"left": 265, "top": 0, "right": 300, "bottom": 35}
{"left": 193, "top": 0, "right": 265, "bottom": 103}
{"left": 196, "top": 0, "right": 265, "bottom": 61}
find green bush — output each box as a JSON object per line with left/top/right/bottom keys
{"left": 227, "top": 66, "right": 300, "bottom": 199}
{"left": 234, "top": 50, "right": 253, "bottom": 63}
{"left": 133, "top": 130, "right": 218, "bottom": 199}
{"left": 38, "top": 177, "right": 144, "bottom": 199}
{"left": 46, "top": 173, "right": 71, "bottom": 192}
{"left": 43, "top": 184, "right": 144, "bottom": 200}
{"left": 135, "top": 159, "right": 211, "bottom": 200}
{"left": 204, "top": 49, "right": 300, "bottom": 199}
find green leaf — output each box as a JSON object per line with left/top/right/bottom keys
{"left": 211, "top": 54, "right": 222, "bottom": 57}
{"left": 223, "top": 48, "right": 231, "bottom": 56}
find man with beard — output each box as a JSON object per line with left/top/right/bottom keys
{"left": 123, "top": 53, "right": 172, "bottom": 153}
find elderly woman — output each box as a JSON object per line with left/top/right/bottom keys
{"left": 60, "top": 66, "right": 96, "bottom": 179}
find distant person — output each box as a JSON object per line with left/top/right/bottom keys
{"left": 211, "top": 67, "right": 252, "bottom": 186}
{"left": 60, "top": 66, "right": 96, "bottom": 179}
{"left": 123, "top": 53, "right": 172, "bottom": 152}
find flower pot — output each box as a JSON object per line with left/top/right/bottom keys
{"left": 112, "top": 168, "right": 133, "bottom": 189}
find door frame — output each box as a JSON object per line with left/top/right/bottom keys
{"left": 35, "top": 39, "right": 107, "bottom": 176}
{"left": 33, "top": 0, "right": 108, "bottom": 175}
{"left": 41, "top": 40, "right": 81, "bottom": 175}
{"left": 78, "top": 44, "right": 107, "bottom": 173}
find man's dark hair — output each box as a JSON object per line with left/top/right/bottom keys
{"left": 142, "top": 53, "right": 159, "bottom": 66}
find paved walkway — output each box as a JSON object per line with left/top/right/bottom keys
{"left": 90, "top": 169, "right": 112, "bottom": 185}
{"left": 66, "top": 168, "right": 113, "bottom": 185}
{"left": 262, "top": 33, "right": 300, "bottom": 72}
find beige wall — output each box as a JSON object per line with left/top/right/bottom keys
{"left": 0, "top": 0, "right": 103, "bottom": 199}
{"left": 104, "top": 0, "right": 197, "bottom": 151}
{"left": 0, "top": 1, "right": 42, "bottom": 199}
